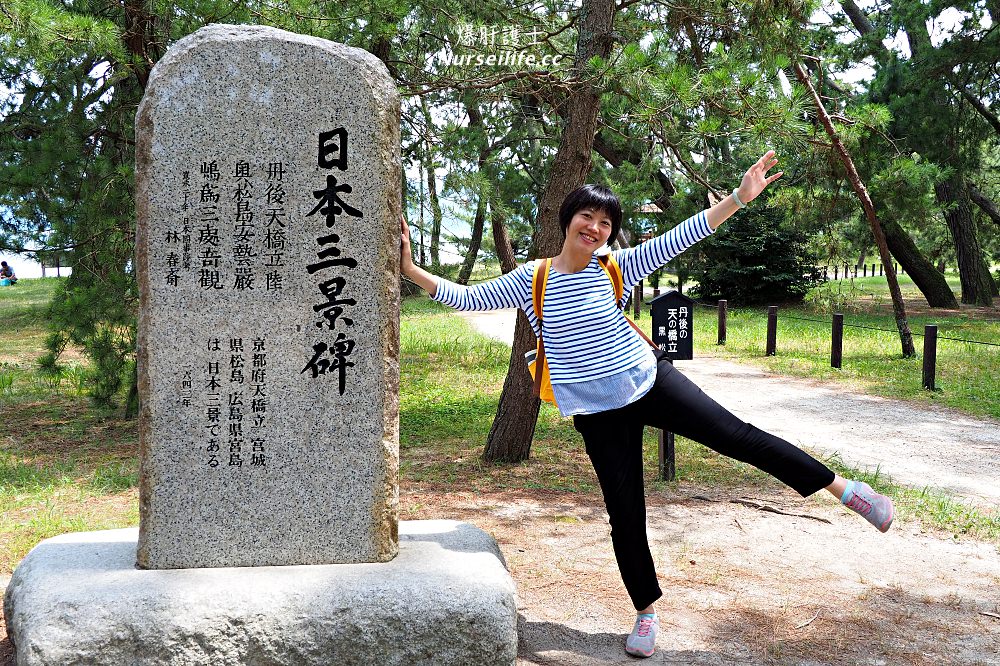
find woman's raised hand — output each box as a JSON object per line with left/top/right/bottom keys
{"left": 735, "top": 150, "right": 783, "bottom": 205}
{"left": 398, "top": 214, "right": 439, "bottom": 296}
{"left": 400, "top": 213, "right": 414, "bottom": 276}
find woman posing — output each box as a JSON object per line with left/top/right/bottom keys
{"left": 399, "top": 151, "right": 893, "bottom": 659}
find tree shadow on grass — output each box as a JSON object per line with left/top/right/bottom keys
{"left": 0, "top": 396, "right": 137, "bottom": 466}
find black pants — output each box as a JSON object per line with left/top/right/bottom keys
{"left": 572, "top": 353, "right": 835, "bottom": 611}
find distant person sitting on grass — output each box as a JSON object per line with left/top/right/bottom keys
{"left": 398, "top": 150, "right": 894, "bottom": 660}
{"left": 0, "top": 261, "right": 17, "bottom": 284}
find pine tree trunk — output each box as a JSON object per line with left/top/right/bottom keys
{"left": 457, "top": 197, "right": 486, "bottom": 285}
{"left": 935, "top": 174, "right": 997, "bottom": 305}
{"left": 881, "top": 218, "right": 958, "bottom": 308}
{"left": 420, "top": 97, "right": 443, "bottom": 267}
{"left": 970, "top": 186, "right": 1000, "bottom": 227}
{"left": 491, "top": 201, "right": 518, "bottom": 274}
{"left": 458, "top": 95, "right": 492, "bottom": 285}
{"left": 794, "top": 62, "right": 915, "bottom": 357}
{"left": 483, "top": 0, "right": 617, "bottom": 463}
{"left": 482, "top": 309, "right": 541, "bottom": 462}
{"left": 482, "top": 201, "right": 540, "bottom": 462}
{"left": 426, "top": 163, "right": 442, "bottom": 267}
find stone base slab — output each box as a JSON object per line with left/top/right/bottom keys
{"left": 3, "top": 520, "right": 516, "bottom": 665}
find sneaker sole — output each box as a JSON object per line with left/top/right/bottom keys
{"left": 625, "top": 645, "right": 655, "bottom": 658}
{"left": 878, "top": 505, "right": 894, "bottom": 533}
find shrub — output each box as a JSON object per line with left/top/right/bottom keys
{"left": 690, "top": 207, "right": 823, "bottom": 305}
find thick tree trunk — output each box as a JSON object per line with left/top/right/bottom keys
{"left": 935, "top": 174, "right": 997, "bottom": 305}
{"left": 794, "top": 62, "right": 915, "bottom": 357}
{"left": 531, "top": 0, "right": 616, "bottom": 256}
{"left": 457, "top": 196, "right": 486, "bottom": 285}
{"left": 482, "top": 201, "right": 540, "bottom": 462}
{"left": 121, "top": 0, "right": 159, "bottom": 89}
{"left": 881, "top": 218, "right": 958, "bottom": 308}
{"left": 483, "top": 0, "right": 616, "bottom": 463}
{"left": 482, "top": 309, "right": 542, "bottom": 462}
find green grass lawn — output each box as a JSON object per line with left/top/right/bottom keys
{"left": 0, "top": 277, "right": 997, "bottom": 574}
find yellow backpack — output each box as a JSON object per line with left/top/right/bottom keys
{"left": 526, "top": 254, "right": 655, "bottom": 406}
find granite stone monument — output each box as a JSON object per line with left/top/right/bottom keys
{"left": 134, "top": 23, "right": 401, "bottom": 568}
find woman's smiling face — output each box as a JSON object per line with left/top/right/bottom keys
{"left": 565, "top": 206, "right": 613, "bottom": 251}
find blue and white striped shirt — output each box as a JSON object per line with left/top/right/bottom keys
{"left": 432, "top": 210, "right": 714, "bottom": 415}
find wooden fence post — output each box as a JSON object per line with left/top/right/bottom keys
{"left": 766, "top": 306, "right": 778, "bottom": 356}
{"left": 633, "top": 283, "right": 642, "bottom": 319}
{"left": 831, "top": 313, "right": 843, "bottom": 368}
{"left": 658, "top": 429, "right": 675, "bottom": 482}
{"left": 922, "top": 325, "right": 938, "bottom": 390}
{"left": 717, "top": 299, "right": 727, "bottom": 345}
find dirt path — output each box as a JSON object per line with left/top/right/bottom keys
{"left": 402, "top": 486, "right": 1000, "bottom": 665}
{"left": 457, "top": 309, "right": 1000, "bottom": 507}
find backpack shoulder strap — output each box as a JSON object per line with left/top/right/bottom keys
{"left": 530, "top": 258, "right": 552, "bottom": 399}
{"left": 532, "top": 258, "right": 552, "bottom": 322}
{"left": 600, "top": 254, "right": 658, "bottom": 349}
{"left": 597, "top": 254, "right": 623, "bottom": 304}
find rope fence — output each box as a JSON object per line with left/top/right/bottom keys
{"left": 770, "top": 313, "right": 1000, "bottom": 347}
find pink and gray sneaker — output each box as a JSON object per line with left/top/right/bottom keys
{"left": 842, "top": 480, "right": 894, "bottom": 532}
{"left": 625, "top": 613, "right": 658, "bottom": 658}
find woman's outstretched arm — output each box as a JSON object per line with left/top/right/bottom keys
{"left": 613, "top": 150, "right": 783, "bottom": 292}
{"left": 399, "top": 214, "right": 533, "bottom": 312}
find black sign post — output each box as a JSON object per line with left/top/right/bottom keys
{"left": 650, "top": 291, "right": 695, "bottom": 361}
{"left": 648, "top": 291, "right": 695, "bottom": 481}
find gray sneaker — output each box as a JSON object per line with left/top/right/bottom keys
{"left": 844, "top": 481, "right": 894, "bottom": 532}
{"left": 625, "top": 613, "right": 658, "bottom": 658}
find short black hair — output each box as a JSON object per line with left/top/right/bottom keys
{"left": 558, "top": 185, "right": 622, "bottom": 247}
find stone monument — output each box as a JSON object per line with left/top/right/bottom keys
{"left": 133, "top": 21, "right": 399, "bottom": 569}
{"left": 4, "top": 25, "right": 517, "bottom": 665}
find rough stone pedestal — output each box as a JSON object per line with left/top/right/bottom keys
{"left": 3, "top": 520, "right": 517, "bottom": 666}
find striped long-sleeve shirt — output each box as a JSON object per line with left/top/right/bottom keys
{"left": 432, "top": 210, "right": 714, "bottom": 415}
